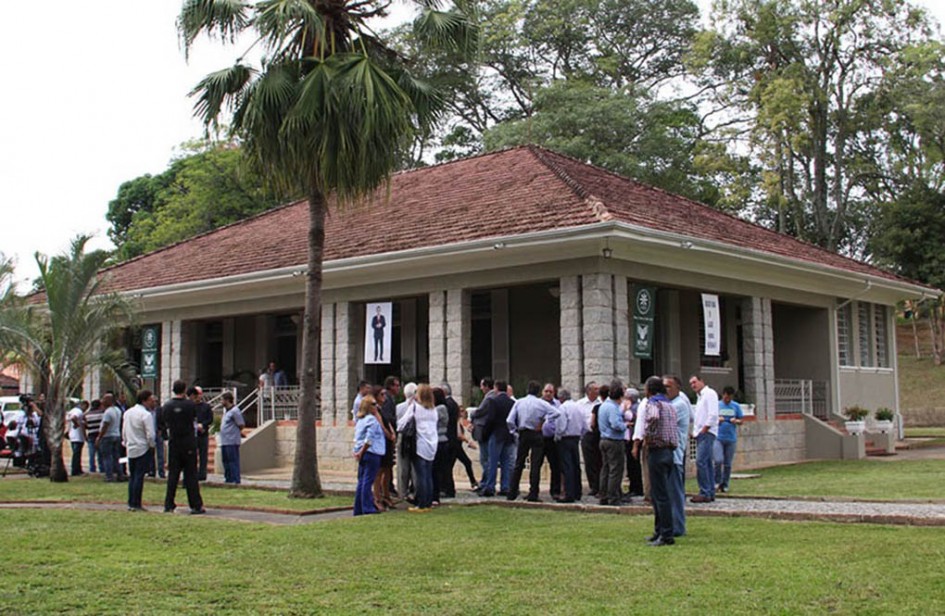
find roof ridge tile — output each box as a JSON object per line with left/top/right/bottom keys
{"left": 527, "top": 145, "right": 613, "bottom": 223}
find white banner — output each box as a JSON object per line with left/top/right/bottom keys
{"left": 364, "top": 302, "right": 393, "bottom": 364}
{"left": 701, "top": 293, "right": 721, "bottom": 357}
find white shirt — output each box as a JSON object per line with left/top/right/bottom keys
{"left": 397, "top": 402, "right": 438, "bottom": 461}
{"left": 67, "top": 407, "right": 85, "bottom": 442}
{"left": 121, "top": 404, "right": 156, "bottom": 459}
{"left": 692, "top": 386, "right": 720, "bottom": 437}
{"left": 632, "top": 397, "right": 649, "bottom": 441}
{"left": 577, "top": 396, "right": 597, "bottom": 428}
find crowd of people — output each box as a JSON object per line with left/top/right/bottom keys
{"left": 5, "top": 380, "right": 246, "bottom": 513}
{"left": 351, "top": 373, "right": 744, "bottom": 546}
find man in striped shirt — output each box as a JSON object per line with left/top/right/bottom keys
{"left": 83, "top": 400, "right": 104, "bottom": 473}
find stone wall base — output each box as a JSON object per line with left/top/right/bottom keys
{"left": 733, "top": 418, "right": 807, "bottom": 469}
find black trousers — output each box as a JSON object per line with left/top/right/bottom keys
{"left": 557, "top": 436, "right": 582, "bottom": 501}
{"left": 433, "top": 441, "right": 451, "bottom": 499}
{"left": 581, "top": 433, "right": 601, "bottom": 495}
{"left": 626, "top": 440, "right": 644, "bottom": 495}
{"left": 196, "top": 432, "right": 209, "bottom": 480}
{"left": 451, "top": 441, "right": 477, "bottom": 487}
{"left": 164, "top": 442, "right": 203, "bottom": 512}
{"left": 509, "top": 429, "right": 543, "bottom": 499}
{"left": 648, "top": 446, "right": 676, "bottom": 541}
{"left": 599, "top": 438, "right": 625, "bottom": 504}
{"left": 540, "top": 436, "right": 562, "bottom": 497}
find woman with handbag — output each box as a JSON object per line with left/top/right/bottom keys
{"left": 397, "top": 384, "right": 439, "bottom": 512}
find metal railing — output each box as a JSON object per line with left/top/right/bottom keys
{"left": 774, "top": 379, "right": 829, "bottom": 419}
{"left": 199, "top": 387, "right": 238, "bottom": 414}
{"left": 256, "top": 386, "right": 304, "bottom": 423}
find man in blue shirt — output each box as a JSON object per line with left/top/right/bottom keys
{"left": 597, "top": 380, "right": 628, "bottom": 506}
{"left": 664, "top": 375, "right": 692, "bottom": 537}
{"left": 715, "top": 386, "right": 744, "bottom": 493}
{"left": 506, "top": 381, "right": 556, "bottom": 502}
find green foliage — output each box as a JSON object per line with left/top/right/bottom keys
{"left": 690, "top": 0, "right": 940, "bottom": 255}
{"left": 483, "top": 80, "right": 744, "bottom": 206}
{"left": 870, "top": 186, "right": 945, "bottom": 290}
{"left": 843, "top": 405, "right": 870, "bottom": 421}
{"left": 874, "top": 408, "right": 895, "bottom": 421}
{"left": 0, "top": 236, "right": 137, "bottom": 481}
{"left": 107, "top": 140, "right": 289, "bottom": 261}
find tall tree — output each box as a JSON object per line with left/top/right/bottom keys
{"left": 179, "top": 0, "right": 476, "bottom": 498}
{"left": 0, "top": 237, "right": 136, "bottom": 482}
{"left": 691, "top": 0, "right": 936, "bottom": 255}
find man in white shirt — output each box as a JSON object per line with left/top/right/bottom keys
{"left": 689, "top": 375, "right": 719, "bottom": 503}
{"left": 67, "top": 401, "right": 88, "bottom": 476}
{"left": 122, "top": 390, "right": 157, "bottom": 511}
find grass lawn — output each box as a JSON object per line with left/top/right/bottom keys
{"left": 905, "top": 427, "right": 945, "bottom": 438}
{"left": 709, "top": 459, "right": 945, "bottom": 501}
{"left": 2, "top": 506, "right": 944, "bottom": 614}
{"left": 897, "top": 354, "right": 945, "bottom": 411}
{"left": 0, "top": 475, "right": 351, "bottom": 511}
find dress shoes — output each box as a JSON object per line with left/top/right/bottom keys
{"left": 690, "top": 495, "right": 714, "bottom": 503}
{"left": 479, "top": 490, "right": 495, "bottom": 497}
{"left": 525, "top": 495, "right": 541, "bottom": 503}
{"left": 498, "top": 490, "right": 509, "bottom": 497}
{"left": 647, "top": 537, "right": 675, "bottom": 547}
{"left": 645, "top": 533, "right": 659, "bottom": 543}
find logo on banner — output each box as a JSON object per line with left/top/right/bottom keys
{"left": 632, "top": 286, "right": 656, "bottom": 359}
{"left": 141, "top": 324, "right": 160, "bottom": 378}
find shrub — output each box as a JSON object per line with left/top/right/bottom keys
{"left": 844, "top": 406, "right": 870, "bottom": 421}
{"left": 875, "top": 408, "right": 895, "bottom": 421}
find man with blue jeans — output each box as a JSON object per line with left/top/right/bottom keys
{"left": 122, "top": 390, "right": 157, "bottom": 511}
{"left": 689, "top": 375, "right": 719, "bottom": 503}
{"left": 664, "top": 375, "right": 692, "bottom": 536}
{"left": 477, "top": 380, "right": 515, "bottom": 497}
{"left": 96, "top": 393, "right": 125, "bottom": 482}
{"left": 219, "top": 392, "right": 245, "bottom": 483}
{"left": 67, "top": 401, "right": 88, "bottom": 476}
{"left": 715, "top": 386, "right": 744, "bottom": 493}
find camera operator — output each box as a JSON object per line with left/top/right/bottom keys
{"left": 9, "top": 395, "right": 41, "bottom": 458}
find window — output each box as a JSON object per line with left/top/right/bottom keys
{"left": 843, "top": 301, "right": 890, "bottom": 368}
{"left": 873, "top": 305, "right": 889, "bottom": 368}
{"left": 858, "top": 302, "right": 874, "bottom": 367}
{"left": 837, "top": 303, "right": 853, "bottom": 367}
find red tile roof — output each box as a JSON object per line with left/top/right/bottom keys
{"left": 93, "top": 145, "right": 911, "bottom": 295}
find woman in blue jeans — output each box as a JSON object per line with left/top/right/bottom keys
{"left": 397, "top": 384, "right": 439, "bottom": 512}
{"left": 353, "top": 395, "right": 386, "bottom": 516}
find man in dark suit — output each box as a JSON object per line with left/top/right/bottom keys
{"left": 476, "top": 380, "right": 515, "bottom": 497}
{"left": 160, "top": 380, "right": 205, "bottom": 514}
{"left": 191, "top": 387, "right": 214, "bottom": 481}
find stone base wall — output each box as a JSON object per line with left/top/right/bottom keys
{"left": 734, "top": 418, "right": 806, "bottom": 469}
{"left": 276, "top": 422, "right": 358, "bottom": 474}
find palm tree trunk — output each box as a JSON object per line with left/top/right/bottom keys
{"left": 46, "top": 407, "right": 68, "bottom": 482}
{"left": 290, "top": 188, "right": 326, "bottom": 498}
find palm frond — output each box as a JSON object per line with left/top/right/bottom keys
{"left": 179, "top": 0, "right": 251, "bottom": 58}
{"left": 190, "top": 63, "right": 256, "bottom": 129}
{"left": 255, "top": 0, "right": 325, "bottom": 59}
{"left": 413, "top": 8, "right": 478, "bottom": 56}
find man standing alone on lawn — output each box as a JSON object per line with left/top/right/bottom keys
{"left": 160, "top": 380, "right": 205, "bottom": 514}
{"left": 123, "top": 390, "right": 157, "bottom": 511}
{"left": 219, "top": 391, "right": 245, "bottom": 484}
{"left": 689, "top": 374, "right": 719, "bottom": 503}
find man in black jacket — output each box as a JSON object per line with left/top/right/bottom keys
{"left": 191, "top": 387, "right": 214, "bottom": 481}
{"left": 160, "top": 380, "right": 205, "bottom": 514}
{"left": 476, "top": 380, "right": 515, "bottom": 497}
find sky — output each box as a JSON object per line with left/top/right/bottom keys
{"left": 1, "top": 1, "right": 943, "bottom": 288}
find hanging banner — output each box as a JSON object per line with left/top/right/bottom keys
{"left": 701, "top": 293, "right": 721, "bottom": 357}
{"left": 141, "top": 324, "right": 160, "bottom": 378}
{"left": 632, "top": 286, "right": 656, "bottom": 360}
{"left": 364, "top": 302, "right": 393, "bottom": 364}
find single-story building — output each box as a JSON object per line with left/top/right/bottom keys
{"left": 25, "top": 146, "right": 936, "bottom": 472}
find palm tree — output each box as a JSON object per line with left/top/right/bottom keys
{"left": 178, "top": 0, "right": 476, "bottom": 497}
{"left": 0, "top": 237, "right": 136, "bottom": 482}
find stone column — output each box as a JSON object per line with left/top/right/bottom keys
{"left": 159, "top": 320, "right": 179, "bottom": 401}
{"left": 320, "top": 303, "right": 336, "bottom": 424}
{"left": 445, "top": 289, "right": 472, "bottom": 405}
{"left": 333, "top": 302, "right": 358, "bottom": 424}
{"left": 582, "top": 273, "right": 614, "bottom": 385}
{"left": 428, "top": 291, "right": 447, "bottom": 386}
{"left": 559, "top": 276, "right": 584, "bottom": 396}
{"left": 614, "top": 275, "right": 631, "bottom": 383}
{"left": 742, "top": 297, "right": 775, "bottom": 420}
{"left": 83, "top": 340, "right": 105, "bottom": 398}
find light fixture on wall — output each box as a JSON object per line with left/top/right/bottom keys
{"left": 680, "top": 240, "right": 694, "bottom": 249}
{"left": 601, "top": 243, "right": 613, "bottom": 259}
{"left": 493, "top": 241, "right": 506, "bottom": 250}
{"left": 292, "top": 269, "right": 306, "bottom": 277}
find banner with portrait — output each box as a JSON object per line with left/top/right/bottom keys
{"left": 364, "top": 302, "right": 393, "bottom": 364}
